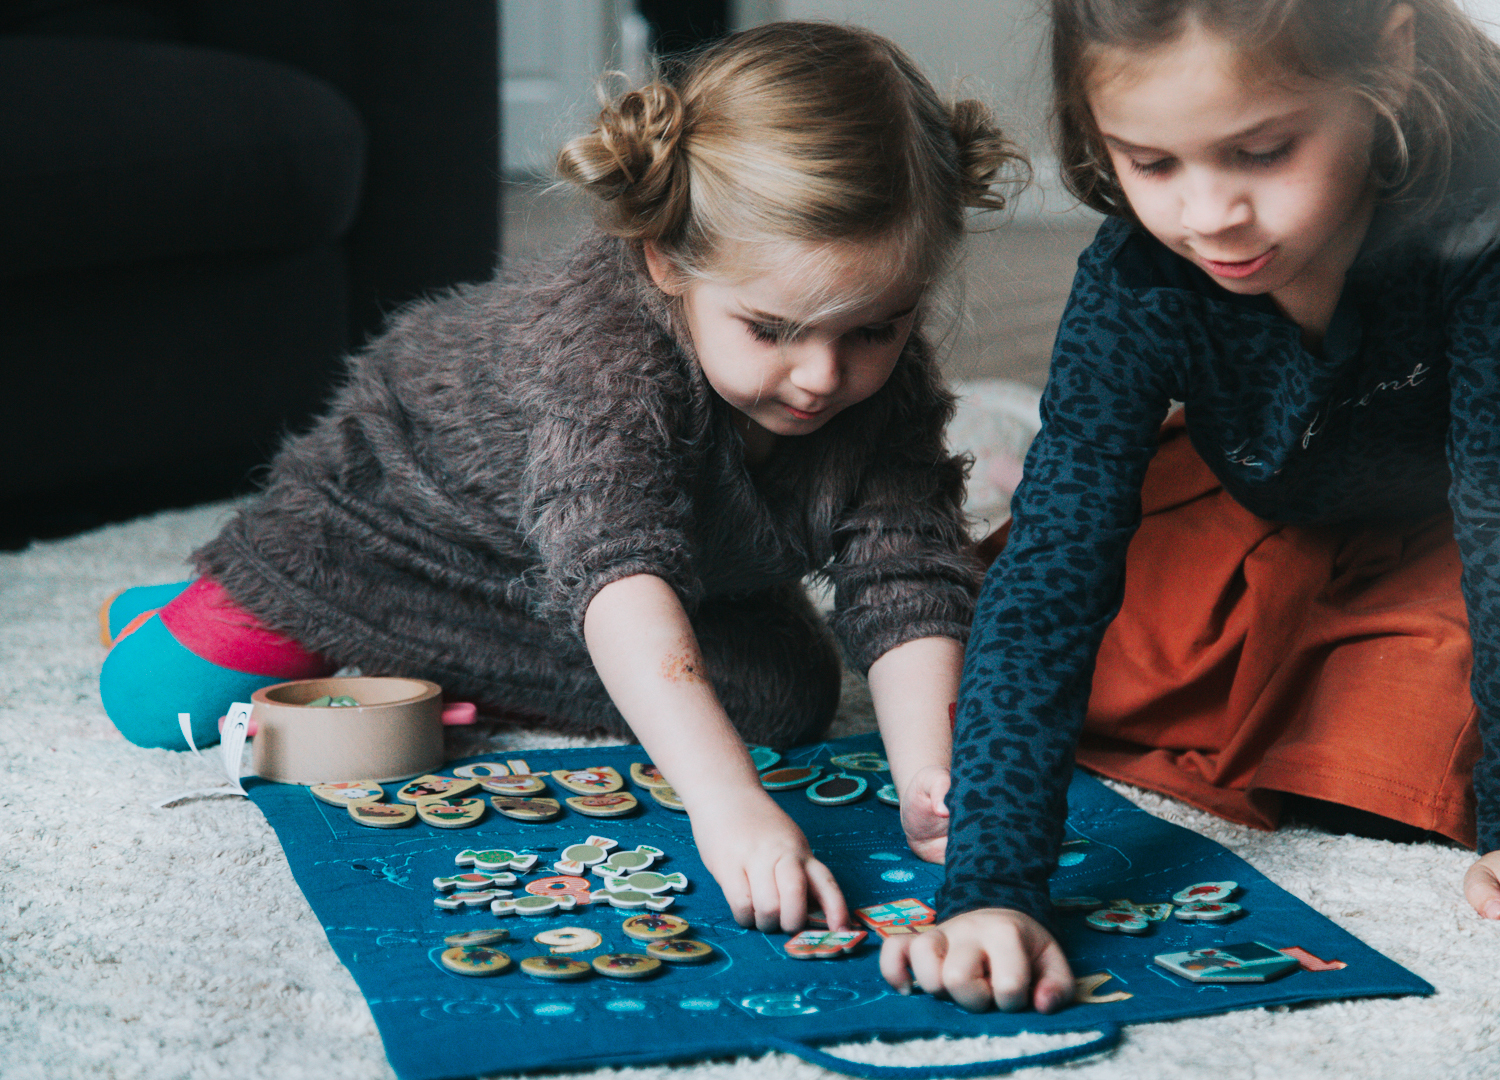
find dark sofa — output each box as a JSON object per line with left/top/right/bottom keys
{"left": 0, "top": 1, "right": 500, "bottom": 546}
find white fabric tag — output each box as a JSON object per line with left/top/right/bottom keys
{"left": 153, "top": 703, "right": 253, "bottom": 809}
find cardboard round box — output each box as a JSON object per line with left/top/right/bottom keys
{"left": 251, "top": 677, "right": 444, "bottom": 784}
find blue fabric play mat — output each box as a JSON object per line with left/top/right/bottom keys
{"left": 246, "top": 732, "right": 1431, "bottom": 1079}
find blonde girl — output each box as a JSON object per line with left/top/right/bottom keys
{"left": 886, "top": 0, "right": 1500, "bottom": 1011}
{"left": 98, "top": 22, "right": 1026, "bottom": 930}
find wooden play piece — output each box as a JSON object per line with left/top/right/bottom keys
{"left": 599, "top": 871, "right": 688, "bottom": 896}
{"left": 525, "top": 876, "right": 597, "bottom": 906}
{"left": 854, "top": 898, "right": 936, "bottom": 938}
{"left": 433, "top": 871, "right": 518, "bottom": 892}
{"left": 1084, "top": 909, "right": 1151, "bottom": 935}
{"left": 1278, "top": 946, "right": 1347, "bottom": 972}
{"left": 434, "top": 888, "right": 512, "bottom": 910}
{"left": 444, "top": 928, "right": 509, "bottom": 948}
{"left": 875, "top": 783, "right": 899, "bottom": 807}
{"left": 620, "top": 913, "right": 690, "bottom": 942}
{"left": 439, "top": 945, "right": 511, "bottom": 976}
{"left": 1074, "top": 972, "right": 1135, "bottom": 1004}
{"left": 590, "top": 888, "right": 675, "bottom": 912}
{"left": 520, "top": 955, "right": 592, "bottom": 981}
{"left": 759, "top": 766, "right": 820, "bottom": 790}
{"left": 395, "top": 775, "right": 479, "bottom": 804}
{"left": 1172, "top": 881, "right": 1238, "bottom": 904}
{"left": 649, "top": 786, "right": 687, "bottom": 812}
{"left": 553, "top": 837, "right": 618, "bottom": 875}
{"left": 456, "top": 848, "right": 539, "bottom": 873}
{"left": 806, "top": 773, "right": 868, "bottom": 805}
{"left": 1113, "top": 900, "right": 1174, "bottom": 922}
{"left": 565, "top": 793, "right": 638, "bottom": 818}
{"left": 828, "top": 751, "right": 889, "bottom": 772}
{"left": 310, "top": 781, "right": 385, "bottom": 806}
{"left": 479, "top": 774, "right": 548, "bottom": 796}
{"left": 1173, "top": 901, "right": 1244, "bottom": 923}
{"left": 348, "top": 802, "right": 416, "bottom": 828}
{"left": 550, "top": 766, "right": 625, "bottom": 795}
{"left": 506, "top": 759, "right": 532, "bottom": 775}
{"left": 491, "top": 894, "right": 578, "bottom": 917}
{"left": 1051, "top": 896, "right": 1105, "bottom": 912}
{"left": 593, "top": 846, "right": 665, "bottom": 879}
{"left": 416, "top": 797, "right": 486, "bottom": 828}
{"left": 783, "top": 930, "right": 867, "bottom": 959}
{"left": 1154, "top": 942, "right": 1301, "bottom": 984}
{"left": 647, "top": 938, "right": 714, "bottom": 964}
{"left": 628, "top": 762, "right": 671, "bottom": 789}
{"left": 748, "top": 745, "right": 781, "bottom": 771}
{"left": 534, "top": 927, "right": 603, "bottom": 954}
{"left": 591, "top": 953, "right": 662, "bottom": 980}
{"left": 452, "top": 762, "right": 510, "bottom": 779}
{"left": 489, "top": 795, "right": 563, "bottom": 822}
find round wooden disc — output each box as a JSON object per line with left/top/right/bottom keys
{"left": 416, "top": 797, "right": 486, "bottom": 828}
{"left": 620, "top": 913, "right": 690, "bottom": 941}
{"left": 806, "top": 773, "right": 868, "bottom": 805}
{"left": 759, "top": 766, "right": 820, "bottom": 790}
{"left": 649, "top": 786, "right": 687, "bottom": 811}
{"left": 519, "top": 955, "right": 592, "bottom": 980}
{"left": 480, "top": 774, "right": 548, "bottom": 796}
{"left": 489, "top": 795, "right": 562, "bottom": 821}
{"left": 347, "top": 802, "right": 416, "bottom": 828}
{"left": 533, "top": 926, "right": 603, "bottom": 953}
{"left": 439, "top": 945, "right": 512, "bottom": 977}
{"left": 647, "top": 938, "right": 714, "bottom": 963}
{"left": 311, "top": 781, "right": 385, "bottom": 806}
{"left": 565, "top": 793, "right": 638, "bottom": 818}
{"left": 444, "top": 928, "right": 510, "bottom": 948}
{"left": 591, "top": 953, "right": 662, "bottom": 980}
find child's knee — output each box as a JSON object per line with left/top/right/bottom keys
{"left": 99, "top": 613, "right": 279, "bottom": 750}
{"left": 99, "top": 580, "right": 193, "bottom": 646}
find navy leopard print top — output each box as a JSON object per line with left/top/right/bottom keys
{"left": 938, "top": 189, "right": 1500, "bottom": 926}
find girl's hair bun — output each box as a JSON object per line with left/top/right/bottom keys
{"left": 949, "top": 98, "right": 1030, "bottom": 212}
{"left": 556, "top": 81, "right": 691, "bottom": 242}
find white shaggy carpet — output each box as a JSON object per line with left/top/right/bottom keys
{"left": 2, "top": 380, "right": 1497, "bottom": 1080}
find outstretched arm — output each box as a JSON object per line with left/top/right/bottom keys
{"left": 583, "top": 573, "right": 850, "bottom": 933}
{"left": 866, "top": 635, "right": 962, "bottom": 862}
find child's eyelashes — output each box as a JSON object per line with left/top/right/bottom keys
{"left": 1121, "top": 141, "right": 1296, "bottom": 178}
{"left": 853, "top": 322, "right": 901, "bottom": 344}
{"left": 1237, "top": 141, "right": 1295, "bottom": 169}
{"left": 1126, "top": 156, "right": 1175, "bottom": 178}
{"left": 742, "top": 320, "right": 902, "bottom": 345}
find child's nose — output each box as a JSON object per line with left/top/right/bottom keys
{"left": 1180, "top": 172, "right": 1252, "bottom": 236}
{"left": 790, "top": 342, "right": 842, "bottom": 396}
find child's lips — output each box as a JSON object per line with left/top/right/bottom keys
{"left": 786, "top": 403, "right": 826, "bottom": 421}
{"left": 1198, "top": 248, "right": 1276, "bottom": 279}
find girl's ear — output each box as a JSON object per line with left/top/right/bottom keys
{"left": 643, "top": 241, "right": 688, "bottom": 296}
{"left": 1381, "top": 3, "right": 1417, "bottom": 96}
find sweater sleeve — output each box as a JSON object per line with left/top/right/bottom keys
{"left": 935, "top": 245, "right": 1177, "bottom": 925}
{"left": 1443, "top": 200, "right": 1500, "bottom": 855}
{"left": 822, "top": 345, "right": 981, "bottom": 674}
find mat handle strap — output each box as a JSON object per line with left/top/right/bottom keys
{"left": 765, "top": 1024, "right": 1121, "bottom": 1078}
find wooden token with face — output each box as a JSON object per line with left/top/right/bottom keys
{"left": 310, "top": 781, "right": 385, "bottom": 806}
{"left": 649, "top": 786, "right": 687, "bottom": 811}
{"left": 520, "top": 955, "right": 592, "bottom": 981}
{"left": 348, "top": 802, "right": 416, "bottom": 828}
{"left": 629, "top": 762, "right": 672, "bottom": 789}
{"left": 395, "top": 775, "right": 479, "bottom": 804}
{"left": 439, "top": 945, "right": 511, "bottom": 977}
{"left": 620, "top": 913, "right": 690, "bottom": 942}
{"left": 416, "top": 797, "right": 486, "bottom": 828}
{"left": 550, "top": 766, "right": 625, "bottom": 795}
{"left": 489, "top": 795, "right": 563, "bottom": 822}
{"left": 565, "top": 792, "right": 638, "bottom": 818}
{"left": 479, "top": 773, "right": 548, "bottom": 796}
{"left": 646, "top": 938, "right": 714, "bottom": 963}
{"left": 592, "top": 953, "right": 662, "bottom": 980}
{"left": 444, "top": 928, "right": 510, "bottom": 948}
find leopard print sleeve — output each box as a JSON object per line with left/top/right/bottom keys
{"left": 936, "top": 224, "right": 1179, "bottom": 924}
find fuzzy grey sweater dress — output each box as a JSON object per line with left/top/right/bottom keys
{"left": 194, "top": 234, "right": 980, "bottom": 745}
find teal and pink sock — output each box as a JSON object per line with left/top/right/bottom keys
{"left": 99, "top": 578, "right": 334, "bottom": 750}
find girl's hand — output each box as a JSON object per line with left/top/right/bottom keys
{"left": 879, "top": 908, "right": 1074, "bottom": 1014}
{"left": 900, "top": 764, "right": 951, "bottom": 863}
{"left": 690, "top": 788, "right": 851, "bottom": 933}
{"left": 1462, "top": 850, "right": 1500, "bottom": 920}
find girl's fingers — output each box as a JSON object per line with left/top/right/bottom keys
{"left": 1462, "top": 852, "right": 1500, "bottom": 919}
{"left": 1030, "top": 933, "right": 1076, "bottom": 1013}
{"left": 906, "top": 927, "right": 949, "bottom": 996}
{"left": 773, "top": 856, "right": 807, "bottom": 933}
{"left": 878, "top": 933, "right": 919, "bottom": 994}
{"left": 721, "top": 866, "right": 755, "bottom": 928}
{"left": 942, "top": 936, "right": 1009, "bottom": 1012}
{"left": 803, "top": 858, "right": 849, "bottom": 931}
{"left": 747, "top": 859, "right": 783, "bottom": 933}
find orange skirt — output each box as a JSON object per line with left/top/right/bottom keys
{"left": 984, "top": 413, "right": 1480, "bottom": 848}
